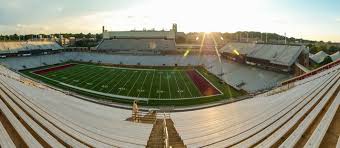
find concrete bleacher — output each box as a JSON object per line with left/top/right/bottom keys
{"left": 0, "top": 41, "right": 62, "bottom": 54}
{"left": 171, "top": 64, "right": 339, "bottom": 147}
{"left": 97, "top": 39, "right": 176, "bottom": 51}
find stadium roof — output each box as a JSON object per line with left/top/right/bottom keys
{"left": 309, "top": 51, "right": 340, "bottom": 64}
{"left": 220, "top": 43, "right": 305, "bottom": 66}
{"left": 309, "top": 51, "right": 329, "bottom": 64}
{"left": 330, "top": 51, "right": 340, "bottom": 61}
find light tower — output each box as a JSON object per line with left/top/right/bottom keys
{"left": 172, "top": 23, "right": 177, "bottom": 33}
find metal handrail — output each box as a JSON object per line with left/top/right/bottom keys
{"left": 163, "top": 113, "right": 169, "bottom": 148}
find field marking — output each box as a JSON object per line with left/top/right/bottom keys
{"left": 117, "top": 71, "right": 138, "bottom": 94}
{"left": 107, "top": 70, "right": 130, "bottom": 93}
{"left": 137, "top": 71, "right": 150, "bottom": 97}
{"left": 166, "top": 72, "right": 172, "bottom": 99}
{"left": 127, "top": 71, "right": 143, "bottom": 96}
{"left": 61, "top": 66, "right": 99, "bottom": 84}
{"left": 45, "top": 65, "right": 86, "bottom": 80}
{"left": 99, "top": 70, "right": 125, "bottom": 92}
{"left": 60, "top": 82, "right": 148, "bottom": 101}
{"left": 72, "top": 67, "right": 109, "bottom": 84}
{"left": 45, "top": 65, "right": 87, "bottom": 78}
{"left": 77, "top": 68, "right": 108, "bottom": 86}
{"left": 117, "top": 71, "right": 137, "bottom": 94}
{"left": 52, "top": 64, "right": 95, "bottom": 79}
{"left": 173, "top": 73, "right": 183, "bottom": 98}
{"left": 177, "top": 71, "right": 193, "bottom": 97}
{"left": 30, "top": 71, "right": 223, "bottom": 100}
{"left": 148, "top": 70, "right": 156, "bottom": 98}
{"left": 158, "top": 72, "right": 162, "bottom": 99}
{"left": 85, "top": 69, "right": 115, "bottom": 88}
{"left": 96, "top": 64, "right": 188, "bottom": 72}
{"left": 90, "top": 69, "right": 119, "bottom": 89}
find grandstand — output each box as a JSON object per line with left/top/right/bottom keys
{"left": 97, "top": 39, "right": 176, "bottom": 52}
{"left": 220, "top": 43, "right": 309, "bottom": 72}
{"left": 0, "top": 41, "right": 62, "bottom": 57}
{"left": 0, "top": 55, "right": 338, "bottom": 147}
{"left": 0, "top": 52, "right": 290, "bottom": 93}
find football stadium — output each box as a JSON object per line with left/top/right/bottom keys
{"left": 0, "top": 1, "right": 340, "bottom": 147}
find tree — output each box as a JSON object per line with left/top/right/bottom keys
{"left": 320, "top": 56, "right": 332, "bottom": 65}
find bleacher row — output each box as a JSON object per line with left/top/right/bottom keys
{"left": 0, "top": 52, "right": 289, "bottom": 93}
{"left": 171, "top": 63, "right": 340, "bottom": 147}
{"left": 97, "top": 39, "right": 176, "bottom": 51}
{"left": 0, "top": 41, "right": 63, "bottom": 54}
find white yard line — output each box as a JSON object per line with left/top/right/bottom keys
{"left": 148, "top": 70, "right": 156, "bottom": 98}
{"left": 96, "top": 64, "right": 188, "bottom": 72}
{"left": 62, "top": 66, "right": 99, "bottom": 83}
{"left": 98, "top": 70, "right": 124, "bottom": 91}
{"left": 107, "top": 71, "right": 130, "bottom": 93}
{"left": 137, "top": 72, "right": 150, "bottom": 97}
{"left": 31, "top": 71, "right": 222, "bottom": 101}
{"left": 90, "top": 69, "right": 119, "bottom": 89}
{"left": 127, "top": 71, "right": 143, "bottom": 96}
{"left": 77, "top": 68, "right": 107, "bottom": 85}
{"left": 32, "top": 63, "right": 75, "bottom": 73}
{"left": 158, "top": 72, "right": 162, "bottom": 99}
{"left": 178, "top": 71, "right": 193, "bottom": 97}
{"left": 167, "top": 72, "right": 172, "bottom": 99}
{"left": 173, "top": 73, "right": 182, "bottom": 98}
{"left": 49, "top": 65, "right": 88, "bottom": 81}
{"left": 84, "top": 69, "right": 115, "bottom": 87}
{"left": 116, "top": 71, "right": 138, "bottom": 94}
{"left": 46, "top": 64, "right": 87, "bottom": 78}
{"left": 61, "top": 83, "right": 148, "bottom": 101}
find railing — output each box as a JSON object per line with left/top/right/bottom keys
{"left": 163, "top": 113, "right": 169, "bottom": 148}
{"left": 282, "top": 59, "right": 340, "bottom": 85}
{"left": 131, "top": 111, "right": 170, "bottom": 123}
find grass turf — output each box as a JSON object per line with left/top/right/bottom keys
{"left": 21, "top": 62, "right": 244, "bottom": 106}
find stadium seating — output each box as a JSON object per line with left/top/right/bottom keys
{"left": 97, "top": 39, "right": 176, "bottom": 51}
{"left": 0, "top": 52, "right": 289, "bottom": 92}
{"left": 171, "top": 64, "right": 339, "bottom": 147}
{"left": 0, "top": 41, "right": 62, "bottom": 54}
{"left": 0, "top": 56, "right": 338, "bottom": 147}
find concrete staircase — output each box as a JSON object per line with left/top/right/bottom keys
{"left": 166, "top": 119, "right": 186, "bottom": 148}
{"left": 146, "top": 118, "right": 186, "bottom": 148}
{"left": 147, "top": 119, "right": 165, "bottom": 148}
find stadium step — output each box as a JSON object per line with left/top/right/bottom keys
{"left": 166, "top": 119, "right": 186, "bottom": 148}
{"left": 147, "top": 119, "right": 165, "bottom": 148}
{"left": 146, "top": 118, "right": 186, "bottom": 148}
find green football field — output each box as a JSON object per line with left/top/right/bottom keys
{"left": 22, "top": 62, "right": 243, "bottom": 106}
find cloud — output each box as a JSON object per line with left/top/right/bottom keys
{"left": 336, "top": 18, "right": 340, "bottom": 22}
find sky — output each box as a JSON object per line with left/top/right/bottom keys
{"left": 0, "top": 0, "right": 339, "bottom": 42}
